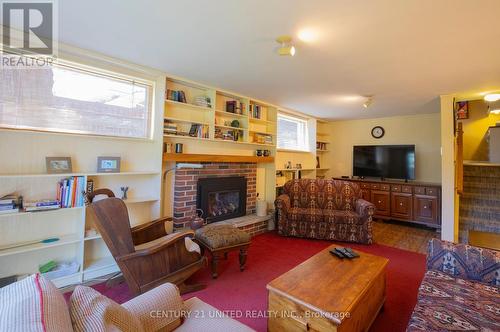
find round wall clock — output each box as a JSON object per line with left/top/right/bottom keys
{"left": 371, "top": 126, "right": 385, "bottom": 139}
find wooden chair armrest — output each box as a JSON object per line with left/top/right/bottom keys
{"left": 131, "top": 217, "right": 173, "bottom": 245}
{"left": 118, "top": 230, "right": 196, "bottom": 262}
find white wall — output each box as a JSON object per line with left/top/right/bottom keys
{"left": 440, "top": 95, "right": 458, "bottom": 242}
{"left": 323, "top": 113, "right": 442, "bottom": 183}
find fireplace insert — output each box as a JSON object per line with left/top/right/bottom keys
{"left": 197, "top": 176, "right": 247, "bottom": 223}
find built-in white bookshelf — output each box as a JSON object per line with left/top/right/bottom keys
{"left": 164, "top": 78, "right": 277, "bottom": 147}
{"left": 0, "top": 170, "right": 161, "bottom": 288}
{"left": 316, "top": 121, "right": 331, "bottom": 178}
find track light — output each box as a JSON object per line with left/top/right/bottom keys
{"left": 276, "top": 35, "right": 296, "bottom": 56}
{"left": 363, "top": 96, "right": 374, "bottom": 109}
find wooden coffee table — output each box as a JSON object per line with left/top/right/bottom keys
{"left": 267, "top": 245, "right": 388, "bottom": 332}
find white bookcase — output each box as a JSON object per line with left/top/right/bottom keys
{"left": 0, "top": 170, "right": 161, "bottom": 288}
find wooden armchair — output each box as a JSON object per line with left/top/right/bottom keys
{"left": 87, "top": 190, "right": 206, "bottom": 295}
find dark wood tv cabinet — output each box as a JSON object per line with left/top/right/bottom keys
{"left": 333, "top": 178, "right": 442, "bottom": 229}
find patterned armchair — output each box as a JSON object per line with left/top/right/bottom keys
{"left": 275, "top": 179, "right": 375, "bottom": 244}
{"left": 407, "top": 239, "right": 500, "bottom": 331}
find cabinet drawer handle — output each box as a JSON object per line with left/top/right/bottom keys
{"left": 378, "top": 200, "right": 382, "bottom": 204}
{"left": 399, "top": 202, "right": 403, "bottom": 206}
{"left": 423, "top": 205, "right": 428, "bottom": 209}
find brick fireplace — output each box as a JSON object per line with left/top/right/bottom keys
{"left": 173, "top": 162, "right": 257, "bottom": 229}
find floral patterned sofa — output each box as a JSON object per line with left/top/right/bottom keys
{"left": 275, "top": 179, "right": 375, "bottom": 244}
{"left": 407, "top": 239, "right": 500, "bottom": 331}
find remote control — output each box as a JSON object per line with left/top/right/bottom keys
{"left": 329, "top": 249, "right": 345, "bottom": 259}
{"left": 333, "top": 247, "right": 352, "bottom": 258}
{"left": 335, "top": 247, "right": 354, "bottom": 259}
{"left": 344, "top": 247, "right": 360, "bottom": 258}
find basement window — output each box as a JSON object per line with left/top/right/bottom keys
{"left": 277, "top": 113, "right": 309, "bottom": 151}
{"left": 0, "top": 61, "right": 153, "bottom": 139}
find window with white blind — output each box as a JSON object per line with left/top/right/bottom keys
{"left": 277, "top": 113, "right": 309, "bottom": 151}
{"left": 0, "top": 61, "right": 153, "bottom": 139}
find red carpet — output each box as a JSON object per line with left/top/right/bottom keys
{"left": 72, "top": 232, "right": 426, "bottom": 331}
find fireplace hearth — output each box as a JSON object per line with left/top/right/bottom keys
{"left": 197, "top": 176, "right": 247, "bottom": 223}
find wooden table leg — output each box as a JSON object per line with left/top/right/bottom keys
{"left": 211, "top": 253, "right": 220, "bottom": 279}
{"left": 239, "top": 247, "right": 248, "bottom": 271}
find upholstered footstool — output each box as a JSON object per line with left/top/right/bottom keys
{"left": 195, "top": 224, "right": 251, "bottom": 279}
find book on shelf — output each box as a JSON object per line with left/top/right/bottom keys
{"left": 0, "top": 194, "right": 17, "bottom": 205}
{"left": 194, "top": 96, "right": 212, "bottom": 108}
{"left": 225, "top": 100, "right": 245, "bottom": 114}
{"left": 56, "top": 176, "right": 85, "bottom": 208}
{"left": 24, "top": 199, "right": 60, "bottom": 207}
{"left": 188, "top": 124, "right": 209, "bottom": 138}
{"left": 250, "top": 104, "right": 261, "bottom": 119}
{"left": 0, "top": 194, "right": 19, "bottom": 214}
{"left": 163, "top": 120, "right": 178, "bottom": 135}
{"left": 166, "top": 89, "right": 187, "bottom": 103}
{"left": 24, "top": 199, "right": 60, "bottom": 212}
{"left": 253, "top": 133, "right": 273, "bottom": 144}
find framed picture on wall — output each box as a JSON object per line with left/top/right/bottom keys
{"left": 46, "top": 157, "right": 73, "bottom": 174}
{"left": 456, "top": 101, "right": 469, "bottom": 120}
{"left": 97, "top": 157, "right": 121, "bottom": 173}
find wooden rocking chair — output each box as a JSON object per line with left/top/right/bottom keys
{"left": 87, "top": 189, "right": 205, "bottom": 295}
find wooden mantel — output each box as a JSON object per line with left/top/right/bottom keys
{"left": 163, "top": 153, "right": 274, "bottom": 163}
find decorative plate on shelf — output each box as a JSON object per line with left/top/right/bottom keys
{"left": 371, "top": 126, "right": 385, "bottom": 139}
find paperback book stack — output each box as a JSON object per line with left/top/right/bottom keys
{"left": 0, "top": 194, "right": 19, "bottom": 215}
{"left": 194, "top": 96, "right": 212, "bottom": 108}
{"left": 25, "top": 199, "right": 60, "bottom": 212}
{"left": 164, "top": 120, "right": 178, "bottom": 135}
{"left": 56, "top": 176, "right": 85, "bottom": 208}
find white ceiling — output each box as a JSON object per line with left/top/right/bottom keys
{"left": 45, "top": 1, "right": 500, "bottom": 119}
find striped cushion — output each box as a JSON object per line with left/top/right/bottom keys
{"left": 123, "top": 283, "right": 183, "bottom": 332}
{"left": 69, "top": 286, "right": 144, "bottom": 332}
{"left": 0, "top": 274, "right": 73, "bottom": 332}
{"left": 176, "top": 297, "right": 256, "bottom": 332}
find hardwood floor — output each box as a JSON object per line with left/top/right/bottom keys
{"left": 372, "top": 219, "right": 438, "bottom": 254}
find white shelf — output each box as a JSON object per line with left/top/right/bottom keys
{"left": 123, "top": 197, "right": 159, "bottom": 204}
{"left": 215, "top": 110, "right": 248, "bottom": 119}
{"left": 0, "top": 206, "right": 84, "bottom": 219}
{"left": 250, "top": 130, "right": 275, "bottom": 136}
{"left": 0, "top": 234, "right": 81, "bottom": 257}
{"left": 164, "top": 117, "right": 210, "bottom": 126}
{"left": 165, "top": 134, "right": 275, "bottom": 147}
{"left": 0, "top": 171, "right": 159, "bottom": 178}
{"left": 84, "top": 234, "right": 102, "bottom": 241}
{"left": 51, "top": 272, "right": 83, "bottom": 288}
{"left": 165, "top": 99, "right": 213, "bottom": 112}
{"left": 83, "top": 256, "right": 119, "bottom": 281}
{"left": 215, "top": 124, "right": 248, "bottom": 131}
{"left": 249, "top": 117, "right": 276, "bottom": 125}
{"left": 317, "top": 149, "right": 330, "bottom": 152}
{"left": 164, "top": 134, "right": 211, "bottom": 141}
{"left": 86, "top": 171, "right": 160, "bottom": 176}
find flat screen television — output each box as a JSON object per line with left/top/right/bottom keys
{"left": 353, "top": 145, "right": 415, "bottom": 180}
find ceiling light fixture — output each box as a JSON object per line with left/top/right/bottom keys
{"left": 363, "top": 96, "right": 374, "bottom": 109}
{"left": 484, "top": 92, "right": 500, "bottom": 102}
{"left": 276, "top": 35, "right": 296, "bottom": 56}
{"left": 297, "top": 28, "right": 318, "bottom": 43}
